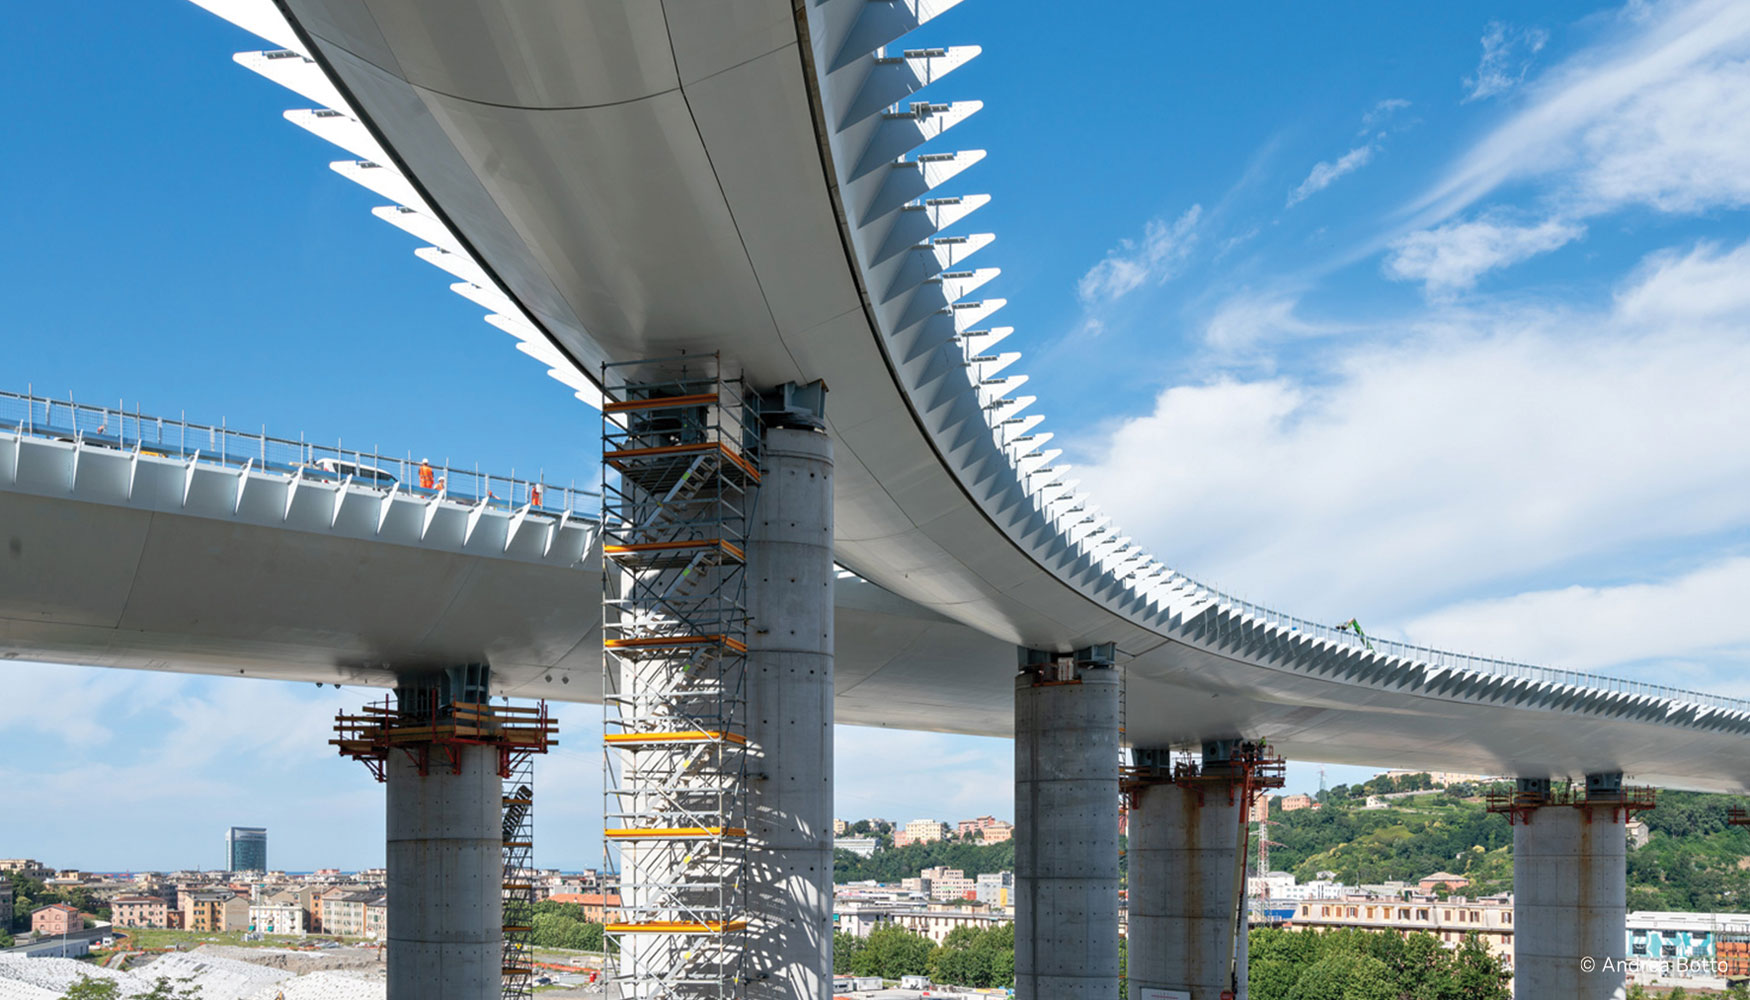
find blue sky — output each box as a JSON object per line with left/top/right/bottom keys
{"left": 3, "top": 0, "right": 1748, "bottom": 871}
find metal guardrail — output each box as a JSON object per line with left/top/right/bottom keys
{"left": 0, "top": 388, "right": 599, "bottom": 518}
{"left": 1004, "top": 400, "right": 1750, "bottom": 717}
{"left": 1198, "top": 586, "right": 1750, "bottom": 715}
{"left": 5, "top": 390, "right": 1739, "bottom": 717}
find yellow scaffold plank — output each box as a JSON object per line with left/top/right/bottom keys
{"left": 603, "top": 730, "right": 747, "bottom": 746}
{"left": 605, "top": 920, "right": 748, "bottom": 934}
{"left": 605, "top": 634, "right": 749, "bottom": 654}
{"left": 603, "top": 826, "right": 747, "bottom": 839}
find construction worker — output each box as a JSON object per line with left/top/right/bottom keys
{"left": 1336, "top": 617, "right": 1375, "bottom": 651}
{"left": 529, "top": 483, "right": 542, "bottom": 508}
{"left": 418, "top": 458, "right": 435, "bottom": 491}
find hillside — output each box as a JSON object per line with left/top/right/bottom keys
{"left": 1260, "top": 782, "right": 1750, "bottom": 911}
{"left": 834, "top": 838, "right": 1015, "bottom": 883}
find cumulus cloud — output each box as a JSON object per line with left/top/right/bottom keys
{"left": 1076, "top": 205, "right": 1202, "bottom": 305}
{"left": 1415, "top": 0, "right": 1750, "bottom": 222}
{"left": 1385, "top": 214, "right": 1585, "bottom": 294}
{"left": 1074, "top": 238, "right": 1750, "bottom": 626}
{"left": 1464, "top": 21, "right": 1550, "bottom": 101}
{"left": 1404, "top": 557, "right": 1750, "bottom": 687}
{"left": 1287, "top": 145, "right": 1375, "bottom": 206}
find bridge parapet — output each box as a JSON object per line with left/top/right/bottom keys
{"left": 0, "top": 387, "right": 596, "bottom": 520}
{"left": 0, "top": 387, "right": 598, "bottom": 567}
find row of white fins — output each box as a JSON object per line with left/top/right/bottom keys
{"left": 806, "top": 0, "right": 1743, "bottom": 721}
{"left": 186, "top": 0, "right": 605, "bottom": 410}
{"left": 180, "top": 0, "right": 1209, "bottom": 631}
{"left": 182, "top": 0, "right": 1734, "bottom": 722}
{"left": 812, "top": 0, "right": 1247, "bottom": 634}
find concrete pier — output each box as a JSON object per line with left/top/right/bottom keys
{"left": 1128, "top": 744, "right": 1248, "bottom": 1000}
{"left": 385, "top": 736, "right": 502, "bottom": 1000}
{"left": 1511, "top": 774, "right": 1630, "bottom": 1000}
{"left": 745, "top": 424, "right": 835, "bottom": 997}
{"left": 1014, "top": 646, "right": 1120, "bottom": 1000}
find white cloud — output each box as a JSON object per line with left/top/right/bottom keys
{"left": 1615, "top": 238, "right": 1750, "bottom": 322}
{"left": 1404, "top": 556, "right": 1750, "bottom": 686}
{"left": 1287, "top": 145, "right": 1375, "bottom": 206}
{"left": 1076, "top": 206, "right": 1202, "bottom": 305}
{"left": 1464, "top": 21, "right": 1550, "bottom": 101}
{"left": 1385, "top": 214, "right": 1585, "bottom": 294}
{"left": 1415, "top": 0, "right": 1750, "bottom": 222}
{"left": 834, "top": 727, "right": 1012, "bottom": 823}
{"left": 1203, "top": 295, "right": 1333, "bottom": 353}
{"left": 1074, "top": 238, "right": 1750, "bottom": 626}
{"left": 1360, "top": 98, "right": 1412, "bottom": 132}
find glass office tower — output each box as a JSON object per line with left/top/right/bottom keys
{"left": 225, "top": 826, "right": 267, "bottom": 872}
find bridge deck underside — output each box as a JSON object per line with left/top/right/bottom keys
{"left": 2, "top": 483, "right": 1744, "bottom": 793}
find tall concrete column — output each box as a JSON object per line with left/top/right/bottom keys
{"left": 1128, "top": 743, "right": 1248, "bottom": 1000}
{"left": 384, "top": 683, "right": 503, "bottom": 1000}
{"left": 1015, "top": 645, "right": 1120, "bottom": 1000}
{"left": 745, "top": 422, "right": 835, "bottom": 997}
{"left": 1511, "top": 774, "right": 1630, "bottom": 1000}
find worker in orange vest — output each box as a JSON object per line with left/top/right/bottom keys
{"left": 418, "top": 458, "right": 435, "bottom": 491}
{"left": 530, "top": 483, "right": 542, "bottom": 507}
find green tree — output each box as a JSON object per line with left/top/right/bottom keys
{"left": 850, "top": 925, "right": 931, "bottom": 978}
{"left": 1292, "top": 952, "right": 1397, "bottom": 1000}
{"left": 928, "top": 943, "right": 992, "bottom": 986}
{"left": 1247, "top": 958, "right": 1300, "bottom": 1000}
{"left": 62, "top": 977, "right": 123, "bottom": 1000}
{"left": 528, "top": 906, "right": 604, "bottom": 952}
{"left": 832, "top": 930, "right": 861, "bottom": 974}
{"left": 138, "top": 977, "right": 205, "bottom": 1000}
{"left": 1441, "top": 932, "right": 1512, "bottom": 1000}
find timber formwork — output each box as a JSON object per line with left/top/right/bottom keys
{"left": 332, "top": 689, "right": 557, "bottom": 999}
{"left": 601, "top": 358, "right": 761, "bottom": 999}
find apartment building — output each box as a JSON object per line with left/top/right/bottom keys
{"left": 890, "top": 907, "right": 1008, "bottom": 945}
{"left": 974, "top": 872, "right": 1013, "bottom": 908}
{"left": 894, "top": 819, "right": 950, "bottom": 847}
{"left": 0, "top": 860, "right": 52, "bottom": 880}
{"left": 249, "top": 893, "right": 307, "bottom": 935}
{"left": 320, "top": 889, "right": 375, "bottom": 938}
{"left": 365, "top": 895, "right": 388, "bottom": 940}
{"left": 548, "top": 892, "right": 621, "bottom": 923}
{"left": 31, "top": 904, "right": 81, "bottom": 937}
{"left": 110, "top": 896, "right": 170, "bottom": 929}
{"left": 183, "top": 891, "right": 249, "bottom": 933}
{"left": 919, "top": 867, "right": 975, "bottom": 901}
{"left": 953, "top": 816, "right": 1015, "bottom": 843}
{"left": 1292, "top": 892, "right": 1514, "bottom": 965}
{"left": 834, "top": 836, "right": 878, "bottom": 858}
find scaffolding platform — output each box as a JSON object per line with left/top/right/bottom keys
{"left": 1485, "top": 783, "right": 1656, "bottom": 825}
{"left": 601, "top": 357, "right": 761, "bottom": 999}
{"left": 332, "top": 678, "right": 555, "bottom": 1000}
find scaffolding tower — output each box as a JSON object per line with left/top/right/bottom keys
{"left": 500, "top": 709, "right": 544, "bottom": 1000}
{"left": 600, "top": 358, "right": 762, "bottom": 999}
{"left": 331, "top": 677, "right": 557, "bottom": 1000}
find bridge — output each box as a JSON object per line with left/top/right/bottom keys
{"left": 12, "top": 0, "right": 1734, "bottom": 997}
